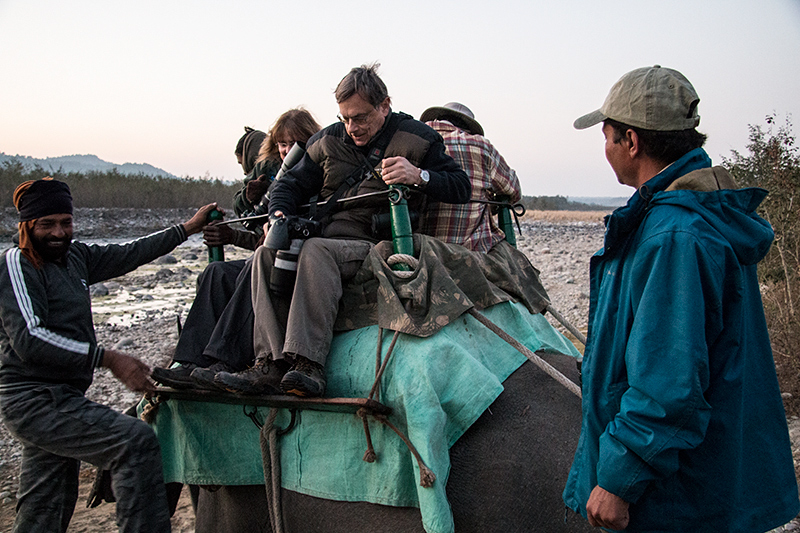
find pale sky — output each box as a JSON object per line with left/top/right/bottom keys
{"left": 1, "top": 0, "right": 799, "bottom": 198}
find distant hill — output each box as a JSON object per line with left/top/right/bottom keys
{"left": 568, "top": 196, "right": 628, "bottom": 208}
{"left": 0, "top": 153, "right": 177, "bottom": 178}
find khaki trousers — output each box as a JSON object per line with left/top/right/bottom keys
{"left": 251, "top": 237, "right": 373, "bottom": 366}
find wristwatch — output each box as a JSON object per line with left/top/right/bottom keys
{"left": 418, "top": 169, "right": 430, "bottom": 186}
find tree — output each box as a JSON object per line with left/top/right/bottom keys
{"left": 723, "top": 113, "right": 800, "bottom": 415}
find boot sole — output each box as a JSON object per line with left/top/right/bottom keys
{"left": 151, "top": 368, "right": 195, "bottom": 389}
{"left": 214, "top": 375, "right": 281, "bottom": 395}
{"left": 190, "top": 369, "right": 230, "bottom": 392}
{"left": 280, "top": 373, "right": 325, "bottom": 398}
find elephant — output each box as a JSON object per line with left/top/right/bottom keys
{"left": 190, "top": 352, "right": 593, "bottom": 533}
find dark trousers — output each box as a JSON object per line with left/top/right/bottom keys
{"left": 0, "top": 384, "right": 171, "bottom": 533}
{"left": 173, "top": 257, "right": 255, "bottom": 370}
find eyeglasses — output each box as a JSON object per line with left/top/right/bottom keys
{"left": 337, "top": 109, "right": 375, "bottom": 127}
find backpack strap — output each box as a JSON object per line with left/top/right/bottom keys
{"left": 313, "top": 112, "right": 403, "bottom": 220}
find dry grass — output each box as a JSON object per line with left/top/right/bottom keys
{"left": 521, "top": 210, "right": 609, "bottom": 223}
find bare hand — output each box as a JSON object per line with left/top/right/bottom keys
{"left": 586, "top": 486, "right": 630, "bottom": 530}
{"left": 102, "top": 349, "right": 155, "bottom": 393}
{"left": 381, "top": 156, "right": 423, "bottom": 186}
{"left": 203, "top": 221, "right": 236, "bottom": 246}
{"left": 183, "top": 203, "right": 221, "bottom": 235}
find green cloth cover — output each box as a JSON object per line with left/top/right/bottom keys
{"left": 143, "top": 301, "right": 579, "bottom": 533}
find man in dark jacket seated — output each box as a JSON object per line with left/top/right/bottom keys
{"left": 213, "top": 63, "right": 471, "bottom": 397}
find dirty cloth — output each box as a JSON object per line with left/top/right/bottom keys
{"left": 335, "top": 234, "right": 550, "bottom": 335}
{"left": 145, "top": 238, "right": 577, "bottom": 533}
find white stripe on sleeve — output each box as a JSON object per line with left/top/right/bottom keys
{"left": 6, "top": 248, "right": 90, "bottom": 355}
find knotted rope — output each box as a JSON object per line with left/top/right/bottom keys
{"left": 387, "top": 253, "right": 418, "bottom": 277}
{"left": 259, "top": 408, "right": 284, "bottom": 533}
{"left": 359, "top": 327, "right": 436, "bottom": 487}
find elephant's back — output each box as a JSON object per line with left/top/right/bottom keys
{"left": 447, "top": 353, "right": 591, "bottom": 532}
{"left": 193, "top": 355, "right": 592, "bottom": 533}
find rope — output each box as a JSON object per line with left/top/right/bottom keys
{"left": 545, "top": 304, "right": 587, "bottom": 346}
{"left": 260, "top": 408, "right": 284, "bottom": 533}
{"left": 387, "top": 253, "right": 418, "bottom": 278}
{"left": 466, "top": 308, "right": 582, "bottom": 399}
{"left": 373, "top": 414, "right": 436, "bottom": 488}
{"left": 368, "top": 330, "right": 401, "bottom": 401}
{"left": 139, "top": 395, "right": 160, "bottom": 424}
{"left": 361, "top": 328, "right": 437, "bottom": 487}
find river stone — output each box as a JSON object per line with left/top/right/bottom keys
{"left": 90, "top": 283, "right": 109, "bottom": 296}
{"left": 155, "top": 254, "right": 178, "bottom": 265}
{"left": 113, "top": 338, "right": 135, "bottom": 349}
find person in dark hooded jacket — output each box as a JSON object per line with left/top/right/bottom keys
{"left": 152, "top": 111, "right": 322, "bottom": 389}
{"left": 562, "top": 65, "right": 799, "bottom": 532}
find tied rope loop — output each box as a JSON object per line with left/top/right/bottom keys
{"left": 140, "top": 394, "right": 161, "bottom": 424}
{"left": 387, "top": 254, "right": 418, "bottom": 278}
{"left": 260, "top": 408, "right": 284, "bottom": 533}
{"left": 511, "top": 203, "right": 526, "bottom": 236}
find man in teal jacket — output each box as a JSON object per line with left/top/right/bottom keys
{"left": 562, "top": 65, "right": 799, "bottom": 532}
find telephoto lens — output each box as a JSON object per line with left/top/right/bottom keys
{"left": 269, "top": 239, "right": 304, "bottom": 295}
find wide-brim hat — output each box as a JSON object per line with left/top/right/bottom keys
{"left": 574, "top": 65, "right": 701, "bottom": 131}
{"left": 420, "top": 102, "right": 484, "bottom": 136}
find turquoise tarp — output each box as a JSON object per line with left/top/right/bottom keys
{"left": 143, "top": 301, "right": 579, "bottom": 533}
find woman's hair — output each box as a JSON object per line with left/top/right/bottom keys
{"left": 258, "top": 108, "right": 322, "bottom": 162}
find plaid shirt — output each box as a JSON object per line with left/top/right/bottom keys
{"left": 419, "top": 121, "right": 521, "bottom": 253}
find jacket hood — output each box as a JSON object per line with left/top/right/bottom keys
{"left": 605, "top": 148, "right": 773, "bottom": 266}
{"left": 653, "top": 167, "right": 773, "bottom": 266}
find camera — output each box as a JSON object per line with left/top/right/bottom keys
{"left": 270, "top": 239, "right": 304, "bottom": 296}
{"left": 265, "top": 215, "right": 323, "bottom": 295}
{"left": 241, "top": 203, "right": 269, "bottom": 232}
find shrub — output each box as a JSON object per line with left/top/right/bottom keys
{"left": 723, "top": 114, "right": 800, "bottom": 416}
{"left": 0, "top": 162, "right": 240, "bottom": 209}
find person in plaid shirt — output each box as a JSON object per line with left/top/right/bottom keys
{"left": 419, "top": 102, "right": 521, "bottom": 253}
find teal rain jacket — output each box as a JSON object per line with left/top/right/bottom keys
{"left": 563, "top": 148, "right": 799, "bottom": 532}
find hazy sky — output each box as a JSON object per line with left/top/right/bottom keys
{"left": 1, "top": 0, "right": 799, "bottom": 198}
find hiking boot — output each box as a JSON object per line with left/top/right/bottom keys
{"left": 213, "top": 358, "right": 287, "bottom": 395}
{"left": 280, "top": 356, "right": 326, "bottom": 397}
{"left": 189, "top": 362, "right": 236, "bottom": 391}
{"left": 151, "top": 362, "right": 198, "bottom": 389}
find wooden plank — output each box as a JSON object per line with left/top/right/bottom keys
{"left": 149, "top": 387, "right": 392, "bottom": 416}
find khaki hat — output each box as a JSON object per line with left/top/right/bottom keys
{"left": 420, "top": 102, "right": 484, "bottom": 136}
{"left": 574, "top": 65, "right": 700, "bottom": 131}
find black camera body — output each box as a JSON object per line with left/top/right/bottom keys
{"left": 265, "top": 215, "right": 323, "bottom": 295}
{"left": 265, "top": 216, "right": 322, "bottom": 251}
{"left": 241, "top": 203, "right": 269, "bottom": 232}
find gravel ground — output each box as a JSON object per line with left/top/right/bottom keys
{"left": 0, "top": 209, "right": 797, "bottom": 531}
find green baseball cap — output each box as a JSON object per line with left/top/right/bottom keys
{"left": 573, "top": 65, "right": 701, "bottom": 131}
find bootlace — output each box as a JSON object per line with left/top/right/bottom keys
{"left": 240, "top": 359, "right": 270, "bottom": 377}
{"left": 293, "top": 356, "right": 322, "bottom": 375}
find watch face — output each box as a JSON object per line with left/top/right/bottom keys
{"left": 421, "top": 170, "right": 430, "bottom": 183}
